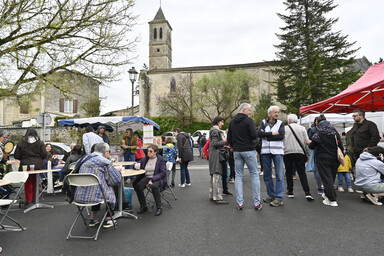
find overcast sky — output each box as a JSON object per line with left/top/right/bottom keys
{"left": 100, "top": 0, "right": 384, "bottom": 114}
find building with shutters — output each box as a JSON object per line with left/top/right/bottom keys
{"left": 0, "top": 71, "right": 100, "bottom": 127}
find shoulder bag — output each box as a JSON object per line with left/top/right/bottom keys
{"left": 288, "top": 125, "right": 310, "bottom": 158}
{"left": 335, "top": 135, "right": 345, "bottom": 166}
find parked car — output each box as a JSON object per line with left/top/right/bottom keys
{"left": 191, "top": 130, "right": 210, "bottom": 147}
{"left": 47, "top": 142, "right": 71, "bottom": 160}
{"left": 161, "top": 132, "right": 177, "bottom": 144}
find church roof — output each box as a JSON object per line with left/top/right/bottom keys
{"left": 149, "top": 7, "right": 172, "bottom": 30}
{"left": 152, "top": 7, "right": 166, "bottom": 22}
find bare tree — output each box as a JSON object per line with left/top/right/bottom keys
{"left": 0, "top": 0, "right": 139, "bottom": 97}
{"left": 195, "top": 69, "right": 255, "bottom": 122}
{"left": 156, "top": 73, "right": 194, "bottom": 127}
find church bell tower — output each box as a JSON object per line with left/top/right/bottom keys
{"left": 148, "top": 7, "right": 172, "bottom": 70}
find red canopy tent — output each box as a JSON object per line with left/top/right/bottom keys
{"left": 300, "top": 62, "right": 384, "bottom": 114}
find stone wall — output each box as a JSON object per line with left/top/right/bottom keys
{"left": 6, "top": 127, "right": 81, "bottom": 145}
{"left": 6, "top": 126, "right": 125, "bottom": 153}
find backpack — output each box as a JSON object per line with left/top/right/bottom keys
{"left": 62, "top": 154, "right": 97, "bottom": 203}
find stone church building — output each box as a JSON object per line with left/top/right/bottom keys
{"left": 138, "top": 7, "right": 371, "bottom": 122}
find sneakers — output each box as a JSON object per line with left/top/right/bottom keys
{"left": 356, "top": 190, "right": 364, "bottom": 194}
{"left": 348, "top": 188, "right": 354, "bottom": 193}
{"left": 137, "top": 206, "right": 148, "bottom": 214}
{"left": 338, "top": 187, "right": 345, "bottom": 192}
{"left": 103, "top": 219, "right": 116, "bottom": 228}
{"left": 263, "top": 196, "right": 274, "bottom": 203}
{"left": 285, "top": 191, "right": 294, "bottom": 198}
{"left": 270, "top": 199, "right": 284, "bottom": 207}
{"left": 223, "top": 191, "right": 233, "bottom": 196}
{"left": 89, "top": 219, "right": 100, "bottom": 227}
{"left": 229, "top": 178, "right": 235, "bottom": 184}
{"left": 317, "top": 189, "right": 324, "bottom": 195}
{"left": 305, "top": 192, "right": 314, "bottom": 201}
{"left": 254, "top": 204, "right": 263, "bottom": 211}
{"left": 186, "top": 183, "right": 192, "bottom": 187}
{"left": 214, "top": 199, "right": 229, "bottom": 204}
{"left": 292, "top": 175, "right": 297, "bottom": 180}
{"left": 259, "top": 171, "right": 264, "bottom": 176}
{"left": 236, "top": 204, "right": 244, "bottom": 210}
{"left": 178, "top": 184, "right": 185, "bottom": 188}
{"left": 54, "top": 182, "right": 63, "bottom": 188}
{"left": 322, "top": 199, "right": 338, "bottom": 207}
{"left": 365, "top": 193, "right": 383, "bottom": 206}
{"left": 321, "top": 193, "right": 328, "bottom": 200}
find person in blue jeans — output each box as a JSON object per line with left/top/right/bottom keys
{"left": 258, "top": 105, "right": 285, "bottom": 207}
{"left": 173, "top": 128, "right": 193, "bottom": 187}
{"left": 227, "top": 103, "right": 261, "bottom": 210}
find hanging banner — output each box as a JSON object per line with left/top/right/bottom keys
{"left": 143, "top": 124, "right": 154, "bottom": 145}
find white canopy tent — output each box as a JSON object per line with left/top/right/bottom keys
{"left": 299, "top": 113, "right": 354, "bottom": 125}
{"left": 299, "top": 113, "right": 355, "bottom": 133}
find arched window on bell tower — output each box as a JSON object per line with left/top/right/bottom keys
{"left": 154, "top": 28, "right": 157, "bottom": 40}
{"left": 170, "top": 77, "right": 176, "bottom": 93}
{"left": 160, "top": 28, "right": 163, "bottom": 39}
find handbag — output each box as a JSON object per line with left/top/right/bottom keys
{"left": 305, "top": 150, "right": 316, "bottom": 172}
{"left": 218, "top": 148, "right": 229, "bottom": 162}
{"left": 288, "top": 125, "right": 310, "bottom": 159}
{"left": 335, "top": 135, "right": 345, "bottom": 166}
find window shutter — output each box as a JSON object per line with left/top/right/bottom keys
{"left": 73, "top": 99, "right": 78, "bottom": 113}
{"left": 59, "top": 98, "right": 64, "bottom": 112}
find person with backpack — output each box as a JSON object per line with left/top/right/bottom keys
{"left": 163, "top": 137, "right": 177, "bottom": 187}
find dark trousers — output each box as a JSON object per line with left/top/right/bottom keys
{"left": 133, "top": 175, "right": 162, "bottom": 209}
{"left": 284, "top": 153, "right": 310, "bottom": 193}
{"left": 91, "top": 203, "right": 115, "bottom": 217}
{"left": 256, "top": 150, "right": 263, "bottom": 172}
{"left": 316, "top": 157, "right": 339, "bottom": 201}
{"left": 221, "top": 161, "right": 229, "bottom": 193}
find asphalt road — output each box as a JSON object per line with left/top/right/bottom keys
{"left": 1, "top": 151, "right": 383, "bottom": 256}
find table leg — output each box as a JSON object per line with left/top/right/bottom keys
{"left": 112, "top": 178, "right": 138, "bottom": 220}
{"left": 24, "top": 174, "right": 54, "bottom": 213}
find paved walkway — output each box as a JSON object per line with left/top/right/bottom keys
{"left": 1, "top": 155, "right": 383, "bottom": 255}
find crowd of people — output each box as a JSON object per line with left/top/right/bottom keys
{"left": 1, "top": 105, "right": 384, "bottom": 230}
{"left": 207, "top": 103, "right": 384, "bottom": 209}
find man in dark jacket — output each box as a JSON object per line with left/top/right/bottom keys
{"left": 351, "top": 109, "right": 380, "bottom": 162}
{"left": 173, "top": 128, "right": 193, "bottom": 187}
{"left": 227, "top": 103, "right": 262, "bottom": 210}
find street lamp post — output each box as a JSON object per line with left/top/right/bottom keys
{"left": 128, "top": 67, "right": 138, "bottom": 116}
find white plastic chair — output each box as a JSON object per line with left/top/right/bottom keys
{"left": 0, "top": 172, "right": 29, "bottom": 231}
{"left": 164, "top": 162, "right": 177, "bottom": 200}
{"left": 65, "top": 173, "right": 116, "bottom": 241}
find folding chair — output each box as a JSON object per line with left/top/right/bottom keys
{"left": 65, "top": 173, "right": 116, "bottom": 241}
{"left": 145, "top": 163, "right": 175, "bottom": 210}
{"left": 0, "top": 172, "right": 29, "bottom": 231}
{"left": 68, "top": 162, "right": 77, "bottom": 172}
{"left": 163, "top": 162, "right": 177, "bottom": 200}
